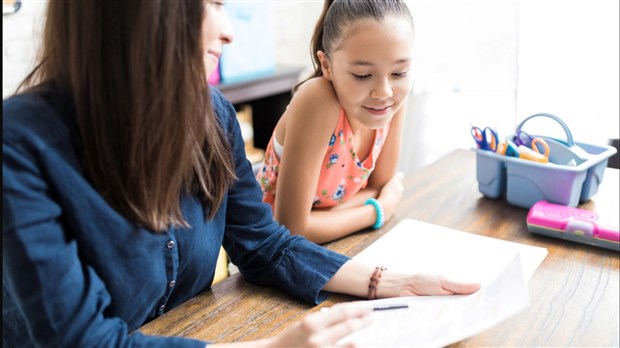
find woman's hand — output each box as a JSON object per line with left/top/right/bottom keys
{"left": 377, "top": 172, "right": 404, "bottom": 222}
{"left": 262, "top": 302, "right": 373, "bottom": 347}
{"left": 211, "top": 302, "right": 372, "bottom": 348}
{"left": 378, "top": 271, "right": 481, "bottom": 299}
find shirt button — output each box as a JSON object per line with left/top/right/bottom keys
{"left": 169, "top": 280, "right": 176, "bottom": 288}
{"left": 159, "top": 304, "right": 165, "bottom": 312}
{"left": 166, "top": 240, "right": 175, "bottom": 249}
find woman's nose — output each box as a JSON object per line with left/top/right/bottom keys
{"left": 220, "top": 10, "right": 234, "bottom": 44}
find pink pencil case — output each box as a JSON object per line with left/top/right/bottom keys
{"left": 527, "top": 200, "right": 619, "bottom": 251}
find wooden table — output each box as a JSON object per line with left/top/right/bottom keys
{"left": 140, "top": 149, "right": 619, "bottom": 347}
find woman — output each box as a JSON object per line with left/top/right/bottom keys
{"left": 2, "top": 1, "right": 479, "bottom": 347}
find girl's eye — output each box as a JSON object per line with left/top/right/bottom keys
{"left": 392, "top": 71, "right": 408, "bottom": 78}
{"left": 352, "top": 74, "right": 371, "bottom": 81}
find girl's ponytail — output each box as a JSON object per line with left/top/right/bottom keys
{"left": 294, "top": 0, "right": 335, "bottom": 91}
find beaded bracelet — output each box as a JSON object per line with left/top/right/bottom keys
{"left": 365, "top": 198, "right": 384, "bottom": 230}
{"left": 368, "top": 266, "right": 387, "bottom": 300}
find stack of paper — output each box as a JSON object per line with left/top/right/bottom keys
{"left": 339, "top": 219, "right": 548, "bottom": 347}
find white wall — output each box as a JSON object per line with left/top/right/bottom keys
{"left": 400, "top": 0, "right": 519, "bottom": 171}
{"left": 2, "top": 1, "right": 324, "bottom": 98}
{"left": 3, "top": 1, "right": 618, "bottom": 173}
{"left": 517, "top": 0, "right": 619, "bottom": 145}
{"left": 271, "top": 1, "right": 323, "bottom": 72}
{"left": 400, "top": 0, "right": 618, "bottom": 172}
{"left": 2, "top": 0, "right": 46, "bottom": 98}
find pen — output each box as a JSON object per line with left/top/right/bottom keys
{"left": 372, "top": 303, "right": 410, "bottom": 311}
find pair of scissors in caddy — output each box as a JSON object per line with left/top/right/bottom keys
{"left": 470, "top": 126, "right": 499, "bottom": 152}
{"left": 471, "top": 125, "right": 517, "bottom": 156}
{"left": 512, "top": 128, "right": 551, "bottom": 163}
{"left": 471, "top": 125, "right": 551, "bottom": 163}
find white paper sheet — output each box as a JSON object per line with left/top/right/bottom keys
{"left": 353, "top": 219, "right": 548, "bottom": 286}
{"left": 339, "top": 219, "right": 548, "bottom": 347}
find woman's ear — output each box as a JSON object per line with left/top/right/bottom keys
{"left": 316, "top": 50, "right": 332, "bottom": 80}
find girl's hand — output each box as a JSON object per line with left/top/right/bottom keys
{"left": 263, "top": 302, "right": 373, "bottom": 347}
{"left": 377, "top": 172, "right": 404, "bottom": 222}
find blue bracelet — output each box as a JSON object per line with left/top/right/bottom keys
{"left": 365, "top": 198, "right": 384, "bottom": 230}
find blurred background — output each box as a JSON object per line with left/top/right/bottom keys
{"left": 3, "top": 0, "right": 618, "bottom": 174}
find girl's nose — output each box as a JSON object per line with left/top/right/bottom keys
{"left": 371, "top": 78, "right": 392, "bottom": 99}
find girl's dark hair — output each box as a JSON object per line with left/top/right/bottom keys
{"left": 18, "top": 0, "right": 236, "bottom": 232}
{"left": 296, "top": 0, "right": 413, "bottom": 91}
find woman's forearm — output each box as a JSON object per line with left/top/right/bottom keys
{"left": 324, "top": 260, "right": 482, "bottom": 300}
{"left": 322, "top": 260, "right": 403, "bottom": 299}
{"left": 322, "top": 260, "right": 373, "bottom": 298}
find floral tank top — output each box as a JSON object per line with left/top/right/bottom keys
{"left": 256, "top": 108, "right": 391, "bottom": 210}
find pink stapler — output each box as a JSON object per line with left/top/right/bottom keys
{"left": 527, "top": 200, "right": 619, "bottom": 251}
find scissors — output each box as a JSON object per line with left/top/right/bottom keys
{"left": 513, "top": 128, "right": 538, "bottom": 147}
{"left": 471, "top": 126, "right": 499, "bottom": 152}
{"left": 513, "top": 129, "right": 550, "bottom": 158}
{"left": 530, "top": 137, "right": 550, "bottom": 158}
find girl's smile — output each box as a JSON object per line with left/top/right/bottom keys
{"left": 363, "top": 104, "right": 393, "bottom": 117}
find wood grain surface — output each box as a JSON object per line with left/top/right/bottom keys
{"left": 140, "top": 149, "right": 619, "bottom": 347}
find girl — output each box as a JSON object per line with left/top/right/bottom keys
{"left": 257, "top": 0, "right": 413, "bottom": 243}
{"left": 3, "top": 1, "right": 478, "bottom": 347}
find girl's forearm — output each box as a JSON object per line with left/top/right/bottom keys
{"left": 329, "top": 187, "right": 379, "bottom": 211}
{"left": 302, "top": 204, "right": 379, "bottom": 244}
{"left": 294, "top": 188, "right": 383, "bottom": 244}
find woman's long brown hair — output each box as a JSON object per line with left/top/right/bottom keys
{"left": 18, "top": 0, "right": 236, "bottom": 232}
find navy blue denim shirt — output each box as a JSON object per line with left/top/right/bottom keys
{"left": 2, "top": 87, "right": 349, "bottom": 347}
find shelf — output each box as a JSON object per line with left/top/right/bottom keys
{"left": 213, "top": 66, "right": 305, "bottom": 150}
{"left": 215, "top": 66, "right": 304, "bottom": 105}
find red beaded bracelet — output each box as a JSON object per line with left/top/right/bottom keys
{"left": 367, "top": 266, "right": 387, "bottom": 300}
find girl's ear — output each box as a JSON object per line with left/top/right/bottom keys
{"left": 317, "top": 50, "right": 332, "bottom": 80}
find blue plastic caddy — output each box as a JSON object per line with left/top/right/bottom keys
{"left": 475, "top": 113, "right": 617, "bottom": 209}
